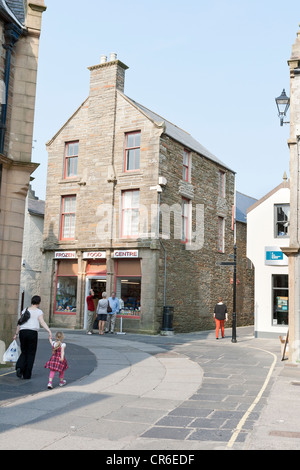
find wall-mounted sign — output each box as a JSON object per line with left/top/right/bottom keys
{"left": 54, "top": 251, "right": 77, "bottom": 259}
{"left": 113, "top": 250, "right": 139, "bottom": 258}
{"left": 265, "top": 247, "right": 288, "bottom": 266}
{"left": 83, "top": 252, "right": 106, "bottom": 259}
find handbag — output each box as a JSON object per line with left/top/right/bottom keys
{"left": 3, "top": 340, "right": 21, "bottom": 362}
{"left": 17, "top": 308, "right": 31, "bottom": 326}
{"left": 107, "top": 300, "right": 112, "bottom": 313}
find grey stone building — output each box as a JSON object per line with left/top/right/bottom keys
{"left": 41, "top": 54, "right": 253, "bottom": 334}
{"left": 19, "top": 185, "right": 45, "bottom": 311}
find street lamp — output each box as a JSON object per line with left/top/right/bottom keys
{"left": 275, "top": 89, "right": 290, "bottom": 126}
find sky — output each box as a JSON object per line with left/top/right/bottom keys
{"left": 30, "top": 0, "right": 299, "bottom": 202}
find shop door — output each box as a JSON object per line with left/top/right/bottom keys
{"left": 84, "top": 277, "right": 106, "bottom": 329}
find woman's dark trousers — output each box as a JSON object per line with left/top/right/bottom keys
{"left": 16, "top": 330, "right": 38, "bottom": 379}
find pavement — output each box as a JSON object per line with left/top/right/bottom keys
{"left": 0, "top": 325, "right": 299, "bottom": 451}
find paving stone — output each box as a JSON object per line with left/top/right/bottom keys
{"left": 141, "top": 427, "right": 192, "bottom": 440}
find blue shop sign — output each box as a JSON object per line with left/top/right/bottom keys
{"left": 265, "top": 247, "right": 288, "bottom": 266}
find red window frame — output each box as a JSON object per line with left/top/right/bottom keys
{"left": 64, "top": 141, "right": 79, "bottom": 179}
{"left": 54, "top": 274, "right": 77, "bottom": 316}
{"left": 121, "top": 189, "right": 140, "bottom": 238}
{"left": 124, "top": 131, "right": 141, "bottom": 172}
{"left": 181, "top": 197, "right": 190, "bottom": 243}
{"left": 217, "top": 216, "right": 225, "bottom": 253}
{"left": 183, "top": 150, "right": 190, "bottom": 182}
{"left": 60, "top": 195, "right": 76, "bottom": 240}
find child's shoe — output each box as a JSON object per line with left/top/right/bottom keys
{"left": 47, "top": 382, "right": 53, "bottom": 389}
{"left": 59, "top": 380, "right": 67, "bottom": 387}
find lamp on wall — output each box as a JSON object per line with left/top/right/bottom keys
{"left": 275, "top": 89, "right": 290, "bottom": 126}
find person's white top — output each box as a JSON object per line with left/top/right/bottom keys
{"left": 19, "top": 307, "right": 43, "bottom": 331}
{"left": 52, "top": 341, "right": 66, "bottom": 349}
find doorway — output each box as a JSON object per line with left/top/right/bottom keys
{"left": 84, "top": 276, "right": 106, "bottom": 328}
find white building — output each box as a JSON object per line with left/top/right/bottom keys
{"left": 247, "top": 178, "right": 290, "bottom": 338}
{"left": 19, "top": 186, "right": 45, "bottom": 311}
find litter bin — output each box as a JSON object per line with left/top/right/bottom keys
{"left": 162, "top": 306, "right": 174, "bottom": 332}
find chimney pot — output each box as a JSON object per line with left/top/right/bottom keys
{"left": 110, "top": 52, "right": 117, "bottom": 61}
{"left": 100, "top": 55, "right": 107, "bottom": 64}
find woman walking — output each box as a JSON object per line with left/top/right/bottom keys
{"left": 213, "top": 297, "right": 228, "bottom": 339}
{"left": 96, "top": 292, "right": 108, "bottom": 335}
{"left": 13, "top": 295, "right": 52, "bottom": 379}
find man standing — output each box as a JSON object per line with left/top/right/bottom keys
{"left": 86, "top": 289, "right": 96, "bottom": 335}
{"left": 105, "top": 292, "right": 120, "bottom": 334}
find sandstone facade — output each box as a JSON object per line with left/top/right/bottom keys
{"left": 0, "top": 0, "right": 46, "bottom": 348}
{"left": 42, "top": 55, "right": 254, "bottom": 334}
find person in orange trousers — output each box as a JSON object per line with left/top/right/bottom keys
{"left": 214, "top": 297, "right": 228, "bottom": 339}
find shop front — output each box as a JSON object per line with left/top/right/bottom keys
{"left": 113, "top": 250, "right": 141, "bottom": 321}
{"left": 54, "top": 252, "right": 78, "bottom": 316}
{"left": 83, "top": 252, "right": 107, "bottom": 329}
{"left": 52, "top": 249, "right": 145, "bottom": 331}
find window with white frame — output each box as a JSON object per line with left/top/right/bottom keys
{"left": 60, "top": 195, "right": 76, "bottom": 240}
{"left": 121, "top": 189, "right": 140, "bottom": 238}
{"left": 274, "top": 204, "right": 290, "bottom": 238}
{"left": 64, "top": 141, "right": 79, "bottom": 178}
{"left": 124, "top": 132, "right": 141, "bottom": 171}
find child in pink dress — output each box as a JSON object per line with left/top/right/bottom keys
{"left": 45, "top": 331, "right": 68, "bottom": 389}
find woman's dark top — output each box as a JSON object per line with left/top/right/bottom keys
{"left": 214, "top": 303, "right": 227, "bottom": 320}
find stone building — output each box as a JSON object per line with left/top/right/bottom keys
{"left": 19, "top": 185, "right": 44, "bottom": 311}
{"left": 0, "top": 0, "right": 46, "bottom": 348}
{"left": 42, "top": 54, "right": 254, "bottom": 334}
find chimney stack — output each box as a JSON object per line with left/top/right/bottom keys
{"left": 88, "top": 53, "right": 128, "bottom": 94}
{"left": 109, "top": 52, "right": 117, "bottom": 61}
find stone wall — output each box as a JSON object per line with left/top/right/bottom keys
{"left": 156, "top": 133, "right": 237, "bottom": 333}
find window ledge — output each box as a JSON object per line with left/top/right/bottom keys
{"left": 119, "top": 171, "right": 144, "bottom": 178}
{"left": 59, "top": 178, "right": 81, "bottom": 184}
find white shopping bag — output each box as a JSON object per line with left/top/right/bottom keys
{"left": 3, "top": 340, "right": 20, "bottom": 363}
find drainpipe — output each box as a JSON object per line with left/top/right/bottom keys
{"left": 0, "top": 22, "right": 22, "bottom": 154}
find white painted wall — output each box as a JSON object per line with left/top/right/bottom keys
{"left": 247, "top": 186, "right": 290, "bottom": 337}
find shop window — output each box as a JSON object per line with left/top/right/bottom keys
{"left": 272, "top": 274, "right": 288, "bottom": 326}
{"left": 55, "top": 261, "right": 78, "bottom": 315}
{"left": 60, "top": 195, "right": 76, "bottom": 240}
{"left": 56, "top": 277, "right": 77, "bottom": 314}
{"left": 274, "top": 204, "right": 289, "bottom": 238}
{"left": 217, "top": 216, "right": 225, "bottom": 253}
{"left": 182, "top": 150, "right": 190, "bottom": 182}
{"left": 116, "top": 277, "right": 141, "bottom": 315}
{"left": 121, "top": 189, "right": 140, "bottom": 238}
{"left": 116, "top": 259, "right": 141, "bottom": 316}
{"left": 64, "top": 141, "right": 79, "bottom": 178}
{"left": 124, "top": 131, "right": 141, "bottom": 171}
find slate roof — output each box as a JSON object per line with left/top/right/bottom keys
{"left": 47, "top": 80, "right": 235, "bottom": 175}
{"left": 126, "top": 95, "right": 235, "bottom": 173}
{"left": 236, "top": 191, "right": 257, "bottom": 223}
{"left": 5, "top": 0, "right": 25, "bottom": 23}
{"left": 28, "top": 197, "right": 45, "bottom": 217}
